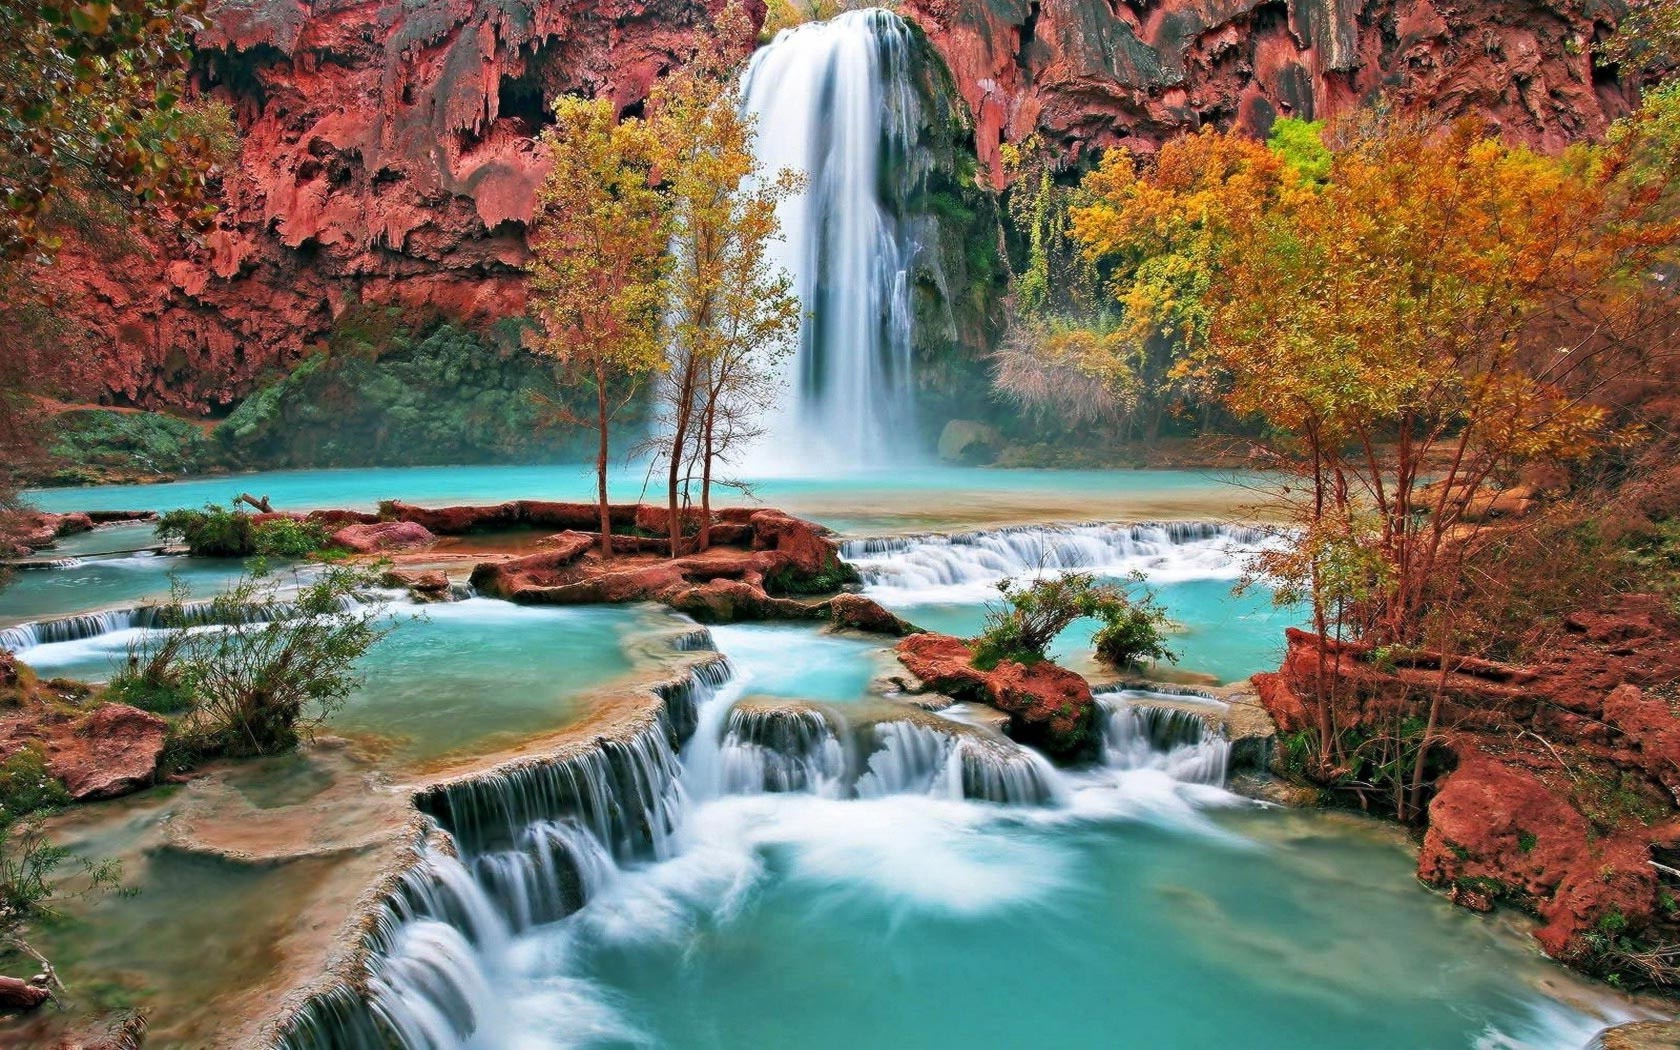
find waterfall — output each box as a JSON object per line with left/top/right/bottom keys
{"left": 1097, "top": 692, "right": 1231, "bottom": 787}
{"left": 0, "top": 592, "right": 365, "bottom": 656}
{"left": 854, "top": 719, "right": 1062, "bottom": 805}
{"left": 842, "top": 522, "right": 1273, "bottom": 601}
{"left": 718, "top": 705, "right": 851, "bottom": 797}
{"left": 739, "top": 8, "right": 922, "bottom": 472}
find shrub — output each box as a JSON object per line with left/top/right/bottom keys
{"left": 156, "top": 503, "right": 254, "bottom": 557}
{"left": 156, "top": 504, "right": 334, "bottom": 560}
{"left": 0, "top": 747, "right": 71, "bottom": 824}
{"left": 116, "top": 567, "right": 395, "bottom": 756}
{"left": 252, "top": 517, "right": 332, "bottom": 559}
{"left": 971, "top": 571, "right": 1177, "bottom": 671}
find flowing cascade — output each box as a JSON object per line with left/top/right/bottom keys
{"left": 0, "top": 592, "right": 363, "bottom": 654}
{"left": 718, "top": 704, "right": 852, "bottom": 796}
{"left": 842, "top": 522, "right": 1271, "bottom": 597}
{"left": 738, "top": 8, "right": 922, "bottom": 472}
{"left": 1097, "top": 692, "right": 1232, "bottom": 787}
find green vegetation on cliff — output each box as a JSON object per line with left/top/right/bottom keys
{"left": 215, "top": 308, "right": 599, "bottom": 468}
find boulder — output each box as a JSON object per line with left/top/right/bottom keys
{"left": 666, "top": 579, "right": 813, "bottom": 623}
{"left": 822, "top": 594, "right": 920, "bottom": 636}
{"left": 895, "top": 632, "right": 1097, "bottom": 760}
{"left": 1593, "top": 1020, "right": 1680, "bottom": 1049}
{"left": 331, "top": 520, "right": 437, "bottom": 554}
{"left": 0, "top": 975, "right": 49, "bottom": 1011}
{"left": 1417, "top": 750, "right": 1657, "bottom": 959}
{"left": 380, "top": 569, "right": 454, "bottom": 603}
{"left": 937, "top": 419, "right": 1002, "bottom": 465}
{"left": 47, "top": 704, "right": 168, "bottom": 801}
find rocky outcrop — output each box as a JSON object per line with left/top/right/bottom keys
{"left": 895, "top": 632, "right": 1098, "bottom": 759}
{"left": 0, "top": 701, "right": 168, "bottom": 803}
{"left": 903, "top": 0, "right": 1639, "bottom": 186}
{"left": 1256, "top": 594, "right": 1680, "bottom": 972}
{"left": 330, "top": 520, "right": 438, "bottom": 553}
{"left": 55, "top": 0, "right": 742, "bottom": 410}
{"left": 822, "top": 593, "right": 922, "bottom": 636}
{"left": 466, "top": 505, "right": 860, "bottom": 621}
{"left": 2, "top": 511, "right": 95, "bottom": 555}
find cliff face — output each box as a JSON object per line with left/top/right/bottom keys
{"left": 901, "top": 0, "right": 1635, "bottom": 184}
{"left": 61, "top": 0, "right": 1632, "bottom": 409}
{"left": 71, "top": 0, "right": 728, "bottom": 409}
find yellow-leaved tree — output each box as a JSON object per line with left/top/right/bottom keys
{"left": 646, "top": 0, "right": 803, "bottom": 555}
{"left": 527, "top": 96, "right": 670, "bottom": 558}
{"left": 1072, "top": 112, "right": 1680, "bottom": 807}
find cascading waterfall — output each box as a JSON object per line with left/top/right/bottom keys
{"left": 1098, "top": 691, "right": 1232, "bottom": 787}
{"left": 854, "top": 719, "right": 1064, "bottom": 805}
{"left": 842, "top": 522, "right": 1272, "bottom": 598}
{"left": 738, "top": 8, "right": 922, "bottom": 472}
{"left": 0, "top": 593, "right": 363, "bottom": 655}
{"left": 719, "top": 705, "right": 851, "bottom": 796}
{"left": 275, "top": 623, "right": 1242, "bottom": 1049}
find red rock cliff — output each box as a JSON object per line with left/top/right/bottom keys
{"left": 60, "top": 0, "right": 1635, "bottom": 407}
{"left": 903, "top": 0, "right": 1637, "bottom": 184}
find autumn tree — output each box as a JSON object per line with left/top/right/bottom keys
{"left": 0, "top": 0, "right": 236, "bottom": 546}
{"left": 1071, "top": 113, "right": 1680, "bottom": 795}
{"left": 646, "top": 0, "right": 803, "bottom": 554}
{"left": 527, "top": 96, "right": 669, "bottom": 557}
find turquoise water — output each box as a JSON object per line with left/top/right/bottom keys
{"left": 566, "top": 801, "right": 1613, "bottom": 1049}
{"left": 405, "top": 623, "right": 1632, "bottom": 1050}
{"left": 23, "top": 464, "right": 1248, "bottom": 535}
{"left": 0, "top": 553, "right": 248, "bottom": 626}
{"left": 14, "top": 595, "right": 651, "bottom": 762}
{"left": 708, "top": 624, "right": 888, "bottom": 703}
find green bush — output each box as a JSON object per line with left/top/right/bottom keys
{"left": 971, "top": 572, "right": 1177, "bottom": 671}
{"left": 0, "top": 747, "right": 71, "bottom": 824}
{"left": 252, "top": 517, "right": 332, "bottom": 559}
{"left": 155, "top": 504, "right": 332, "bottom": 559}
{"left": 115, "top": 567, "right": 395, "bottom": 756}
{"left": 156, "top": 503, "right": 255, "bottom": 557}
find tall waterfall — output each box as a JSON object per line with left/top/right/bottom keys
{"left": 739, "top": 8, "right": 921, "bottom": 473}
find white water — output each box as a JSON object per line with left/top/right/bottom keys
{"left": 843, "top": 521, "right": 1275, "bottom": 604}
{"left": 738, "top": 8, "right": 921, "bottom": 473}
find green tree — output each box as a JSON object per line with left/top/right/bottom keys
{"left": 527, "top": 95, "right": 670, "bottom": 557}
{"left": 972, "top": 572, "right": 1175, "bottom": 671}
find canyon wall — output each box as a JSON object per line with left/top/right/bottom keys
{"left": 903, "top": 0, "right": 1636, "bottom": 185}
{"left": 60, "top": 0, "right": 1635, "bottom": 411}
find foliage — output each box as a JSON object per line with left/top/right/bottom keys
{"left": 115, "top": 567, "right": 393, "bottom": 756}
{"left": 1070, "top": 106, "right": 1680, "bottom": 659}
{"left": 155, "top": 503, "right": 335, "bottom": 559}
{"left": 1600, "top": 0, "right": 1680, "bottom": 74}
{"left": 156, "top": 503, "right": 255, "bottom": 557}
{"left": 763, "top": 555, "right": 862, "bottom": 596}
{"left": 528, "top": 95, "right": 670, "bottom": 557}
{"left": 1266, "top": 117, "right": 1332, "bottom": 182}
{"left": 0, "top": 814, "right": 123, "bottom": 948}
{"left": 215, "top": 316, "right": 591, "bottom": 468}
{"left": 645, "top": 0, "right": 804, "bottom": 553}
{"left": 992, "top": 321, "right": 1142, "bottom": 431}
{"left": 971, "top": 572, "right": 1176, "bottom": 670}
{"left": 0, "top": 747, "right": 71, "bottom": 824}
{"left": 45, "top": 408, "right": 213, "bottom": 482}
{"left": 0, "top": 0, "right": 238, "bottom": 266}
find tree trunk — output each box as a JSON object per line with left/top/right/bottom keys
{"left": 698, "top": 396, "right": 716, "bottom": 552}
{"left": 595, "top": 375, "right": 613, "bottom": 560}
{"left": 667, "top": 357, "right": 694, "bottom": 560}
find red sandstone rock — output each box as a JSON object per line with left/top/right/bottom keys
{"left": 896, "top": 632, "right": 1097, "bottom": 759}
{"left": 903, "top": 0, "right": 1635, "bottom": 188}
{"left": 822, "top": 593, "right": 919, "bottom": 636}
{"left": 383, "top": 501, "right": 521, "bottom": 534}
{"left": 380, "top": 568, "right": 454, "bottom": 602}
{"left": 666, "top": 579, "right": 813, "bottom": 622}
{"left": 1260, "top": 595, "right": 1680, "bottom": 967}
{"left": 331, "top": 520, "right": 437, "bottom": 553}
{"left": 46, "top": 704, "right": 169, "bottom": 802}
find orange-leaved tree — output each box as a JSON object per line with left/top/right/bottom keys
{"left": 1072, "top": 113, "right": 1680, "bottom": 798}
{"left": 646, "top": 0, "right": 802, "bottom": 555}
{"left": 527, "top": 96, "right": 670, "bottom": 558}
